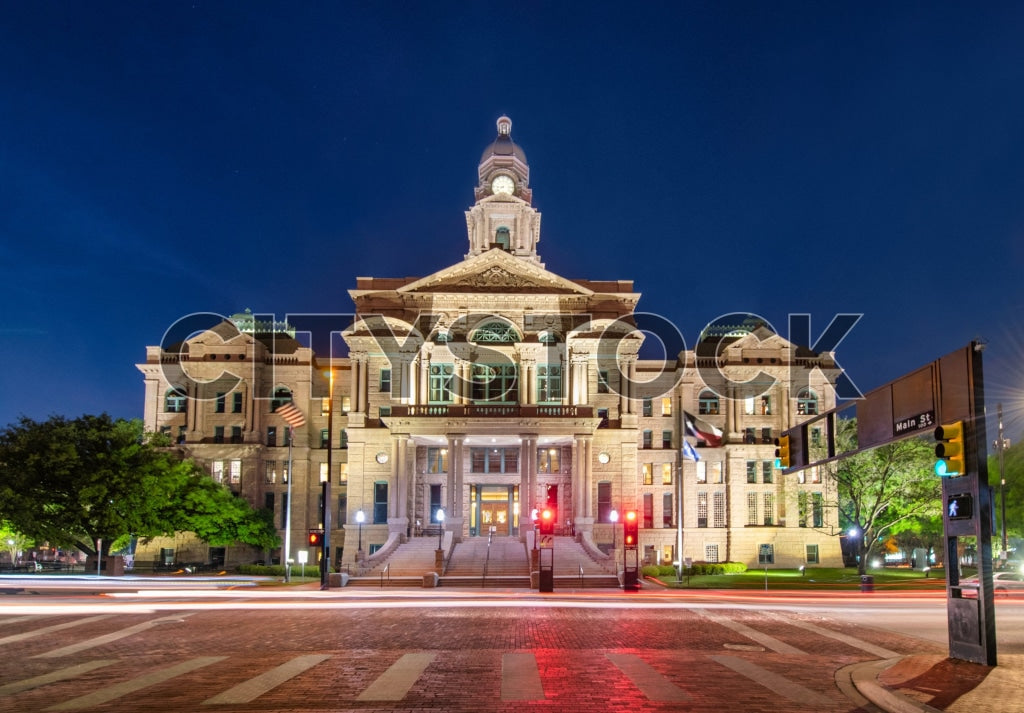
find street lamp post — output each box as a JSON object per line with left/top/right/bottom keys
{"left": 995, "top": 403, "right": 1011, "bottom": 559}
{"left": 436, "top": 508, "right": 445, "bottom": 550}
{"left": 355, "top": 510, "right": 365, "bottom": 554}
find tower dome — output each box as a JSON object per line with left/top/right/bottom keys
{"left": 479, "top": 116, "right": 528, "bottom": 165}
{"left": 476, "top": 116, "right": 530, "bottom": 198}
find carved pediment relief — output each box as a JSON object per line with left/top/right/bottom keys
{"left": 400, "top": 251, "right": 592, "bottom": 296}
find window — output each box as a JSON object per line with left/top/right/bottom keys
{"left": 339, "top": 463, "right": 349, "bottom": 482}
{"left": 710, "top": 461, "right": 723, "bottom": 483}
{"left": 744, "top": 427, "right": 756, "bottom": 444}
{"left": 813, "top": 492, "right": 824, "bottom": 528}
{"left": 597, "top": 481, "right": 613, "bottom": 523}
{"left": 642, "top": 463, "right": 653, "bottom": 485}
{"left": 320, "top": 462, "right": 329, "bottom": 483}
{"left": 471, "top": 364, "right": 518, "bottom": 402}
{"left": 758, "top": 544, "right": 775, "bottom": 565}
{"left": 379, "top": 406, "right": 391, "bottom": 418}
{"left": 642, "top": 430, "right": 653, "bottom": 449}
{"left": 597, "top": 408, "right": 609, "bottom": 428}
{"left": 341, "top": 396, "right": 351, "bottom": 413}
{"left": 320, "top": 429, "right": 329, "bottom": 448}
{"left": 744, "top": 396, "right": 772, "bottom": 415}
{"left": 810, "top": 427, "right": 823, "bottom": 447}
{"left": 214, "top": 426, "right": 224, "bottom": 444}
{"left": 809, "top": 466, "right": 821, "bottom": 484}
{"left": 470, "top": 447, "right": 519, "bottom": 473}
{"left": 340, "top": 429, "right": 348, "bottom": 449}
{"left": 232, "top": 392, "right": 243, "bottom": 413}
{"left": 747, "top": 492, "right": 758, "bottom": 525}
{"left": 265, "top": 461, "right": 277, "bottom": 484}
{"left": 165, "top": 387, "right": 187, "bottom": 413}
{"left": 264, "top": 492, "right": 274, "bottom": 512}
{"left": 216, "top": 392, "right": 226, "bottom": 413}
{"left": 231, "top": 426, "right": 243, "bottom": 444}
{"left": 762, "top": 461, "right": 773, "bottom": 484}
{"left": 494, "top": 226, "right": 510, "bottom": 250}
{"left": 713, "top": 492, "right": 726, "bottom": 527}
{"left": 696, "top": 461, "right": 707, "bottom": 484}
{"left": 697, "top": 492, "right": 708, "bottom": 528}
{"left": 338, "top": 489, "right": 347, "bottom": 524}
{"left": 706, "top": 544, "right": 719, "bottom": 563}
{"left": 429, "top": 485, "right": 442, "bottom": 522}
{"left": 379, "top": 368, "right": 391, "bottom": 394}
{"left": 798, "top": 492, "right": 808, "bottom": 527}
{"left": 426, "top": 447, "right": 448, "bottom": 473}
{"left": 761, "top": 427, "right": 772, "bottom": 444}
{"left": 470, "top": 321, "right": 520, "bottom": 343}
{"left": 281, "top": 461, "right": 289, "bottom": 483}
{"left": 763, "top": 493, "right": 774, "bottom": 525}
{"left": 663, "top": 493, "right": 673, "bottom": 527}
{"left": 537, "top": 365, "right": 562, "bottom": 402}
{"left": 643, "top": 493, "right": 653, "bottom": 528}
{"left": 280, "top": 493, "right": 289, "bottom": 528}
{"left": 797, "top": 388, "right": 819, "bottom": 415}
{"left": 662, "top": 430, "right": 672, "bottom": 449}
{"left": 642, "top": 398, "right": 653, "bottom": 417}
{"left": 229, "top": 459, "right": 241, "bottom": 484}
{"left": 270, "top": 387, "right": 292, "bottom": 411}
{"left": 597, "top": 370, "right": 610, "bottom": 394}
{"left": 538, "top": 447, "right": 561, "bottom": 473}
{"left": 267, "top": 426, "right": 277, "bottom": 447}
{"left": 661, "top": 397, "right": 672, "bottom": 416}
{"left": 746, "top": 461, "right": 757, "bottom": 484}
{"left": 429, "top": 364, "right": 455, "bottom": 403}
{"left": 661, "top": 463, "right": 673, "bottom": 485}
{"left": 283, "top": 427, "right": 291, "bottom": 447}
{"left": 373, "top": 482, "right": 388, "bottom": 524}
{"left": 806, "top": 544, "right": 819, "bottom": 564}
{"left": 211, "top": 461, "right": 224, "bottom": 483}
{"left": 698, "top": 390, "right": 719, "bottom": 415}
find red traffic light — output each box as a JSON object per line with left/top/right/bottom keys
{"left": 623, "top": 510, "right": 638, "bottom": 548}
{"left": 539, "top": 508, "right": 555, "bottom": 535}
{"left": 307, "top": 529, "right": 324, "bottom": 547}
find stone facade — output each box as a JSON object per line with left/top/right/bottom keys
{"left": 137, "top": 116, "right": 842, "bottom": 572}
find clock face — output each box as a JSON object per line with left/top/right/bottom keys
{"left": 598, "top": 452, "right": 611, "bottom": 464}
{"left": 491, "top": 175, "right": 515, "bottom": 195}
{"left": 375, "top": 452, "right": 389, "bottom": 464}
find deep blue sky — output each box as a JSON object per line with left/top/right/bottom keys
{"left": 2, "top": 3, "right": 1024, "bottom": 440}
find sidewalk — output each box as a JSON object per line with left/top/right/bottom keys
{"left": 851, "top": 654, "right": 1024, "bottom": 712}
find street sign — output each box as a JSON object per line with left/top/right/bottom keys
{"left": 539, "top": 535, "right": 554, "bottom": 549}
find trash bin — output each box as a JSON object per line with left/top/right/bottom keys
{"left": 860, "top": 575, "right": 874, "bottom": 592}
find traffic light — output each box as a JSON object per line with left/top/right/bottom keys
{"left": 774, "top": 434, "right": 791, "bottom": 469}
{"left": 623, "top": 510, "right": 638, "bottom": 549}
{"left": 307, "top": 529, "right": 324, "bottom": 547}
{"left": 934, "top": 421, "right": 965, "bottom": 477}
{"left": 539, "top": 508, "right": 554, "bottom": 535}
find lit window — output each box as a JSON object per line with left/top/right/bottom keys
{"left": 698, "top": 390, "right": 719, "bottom": 415}
{"left": 661, "top": 397, "right": 672, "bottom": 416}
{"left": 797, "top": 388, "right": 819, "bottom": 415}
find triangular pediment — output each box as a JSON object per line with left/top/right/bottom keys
{"left": 399, "top": 249, "right": 593, "bottom": 296}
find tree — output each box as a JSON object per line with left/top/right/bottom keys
{"left": 832, "top": 417, "right": 941, "bottom": 575}
{"left": 0, "top": 521, "right": 32, "bottom": 565}
{"left": 990, "top": 437, "right": 1024, "bottom": 553}
{"left": 0, "top": 414, "right": 279, "bottom": 559}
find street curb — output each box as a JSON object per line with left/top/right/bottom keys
{"left": 847, "top": 658, "right": 943, "bottom": 713}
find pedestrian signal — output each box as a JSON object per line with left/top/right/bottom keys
{"left": 307, "top": 529, "right": 324, "bottom": 547}
{"left": 539, "top": 508, "right": 555, "bottom": 535}
{"left": 934, "top": 421, "right": 965, "bottom": 477}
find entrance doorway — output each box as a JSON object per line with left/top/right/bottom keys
{"left": 472, "top": 485, "right": 519, "bottom": 536}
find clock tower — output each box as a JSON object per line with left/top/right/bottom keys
{"left": 466, "top": 116, "right": 543, "bottom": 266}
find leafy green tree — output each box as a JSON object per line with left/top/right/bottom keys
{"left": 0, "top": 414, "right": 279, "bottom": 558}
{"left": 0, "top": 521, "right": 32, "bottom": 565}
{"left": 832, "top": 418, "right": 941, "bottom": 575}
{"left": 990, "top": 437, "right": 1024, "bottom": 555}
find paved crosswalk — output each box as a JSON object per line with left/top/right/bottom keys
{"left": 0, "top": 608, "right": 912, "bottom": 711}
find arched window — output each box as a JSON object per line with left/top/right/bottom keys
{"left": 164, "top": 387, "right": 187, "bottom": 413}
{"left": 538, "top": 331, "right": 560, "bottom": 344}
{"left": 797, "top": 388, "right": 819, "bottom": 416}
{"left": 270, "top": 387, "right": 292, "bottom": 411}
{"left": 470, "top": 321, "right": 520, "bottom": 343}
{"left": 698, "top": 390, "right": 720, "bottom": 416}
{"left": 494, "top": 226, "right": 511, "bottom": 250}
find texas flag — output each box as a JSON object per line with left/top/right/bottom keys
{"left": 684, "top": 411, "right": 723, "bottom": 447}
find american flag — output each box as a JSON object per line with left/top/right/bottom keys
{"left": 275, "top": 402, "right": 306, "bottom": 429}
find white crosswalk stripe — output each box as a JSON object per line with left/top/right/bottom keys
{"left": 697, "top": 609, "right": 808, "bottom": 654}
{"left": 357, "top": 652, "right": 436, "bottom": 701}
{"left": 203, "top": 654, "right": 330, "bottom": 705}
{"left": 607, "top": 653, "right": 690, "bottom": 701}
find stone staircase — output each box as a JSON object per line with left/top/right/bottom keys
{"left": 346, "top": 534, "right": 620, "bottom": 589}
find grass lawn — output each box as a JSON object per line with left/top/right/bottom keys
{"left": 648, "top": 566, "right": 951, "bottom": 591}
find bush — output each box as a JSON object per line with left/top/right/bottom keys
{"left": 237, "top": 563, "right": 333, "bottom": 577}
{"left": 642, "top": 561, "right": 747, "bottom": 578}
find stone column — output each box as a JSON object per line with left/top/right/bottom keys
{"left": 388, "top": 434, "right": 410, "bottom": 540}
{"left": 520, "top": 434, "right": 538, "bottom": 541}
{"left": 446, "top": 434, "right": 465, "bottom": 541}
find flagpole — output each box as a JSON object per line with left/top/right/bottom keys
{"left": 284, "top": 424, "right": 293, "bottom": 583}
{"left": 676, "top": 446, "right": 684, "bottom": 582}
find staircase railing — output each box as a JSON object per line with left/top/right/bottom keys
{"left": 380, "top": 563, "right": 390, "bottom": 589}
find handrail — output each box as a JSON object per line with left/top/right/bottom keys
{"left": 579, "top": 563, "right": 584, "bottom": 588}
{"left": 380, "top": 563, "right": 390, "bottom": 589}
{"left": 481, "top": 529, "right": 494, "bottom": 587}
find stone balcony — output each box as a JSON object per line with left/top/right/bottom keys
{"left": 388, "top": 404, "right": 594, "bottom": 418}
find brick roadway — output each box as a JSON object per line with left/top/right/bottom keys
{"left": 0, "top": 592, "right": 948, "bottom": 713}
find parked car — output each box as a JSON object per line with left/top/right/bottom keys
{"left": 960, "top": 571, "right": 1024, "bottom": 596}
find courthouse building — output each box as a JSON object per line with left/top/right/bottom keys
{"left": 137, "top": 117, "right": 842, "bottom": 573}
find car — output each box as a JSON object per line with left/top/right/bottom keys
{"left": 960, "top": 571, "right": 1024, "bottom": 596}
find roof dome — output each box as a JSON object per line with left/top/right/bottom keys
{"left": 480, "top": 116, "right": 527, "bottom": 164}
